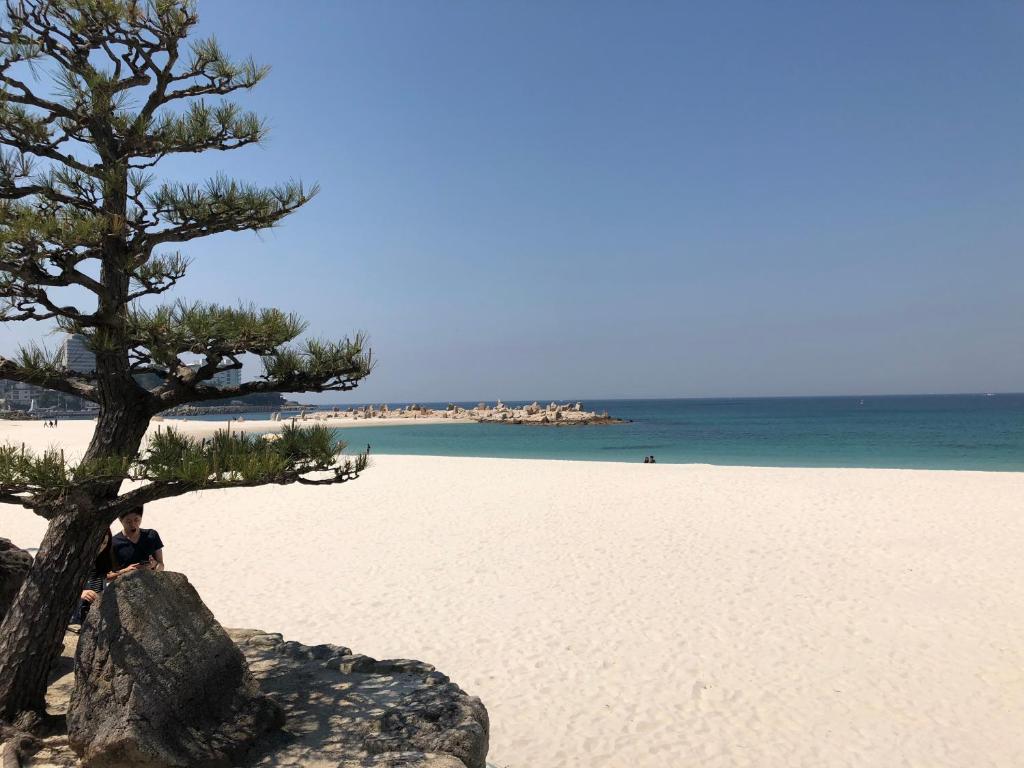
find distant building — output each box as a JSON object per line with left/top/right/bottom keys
{"left": 0, "top": 335, "right": 244, "bottom": 412}
{"left": 0, "top": 334, "right": 99, "bottom": 412}
{"left": 211, "top": 367, "right": 241, "bottom": 389}
{"left": 59, "top": 333, "right": 95, "bottom": 374}
{"left": 0, "top": 380, "right": 40, "bottom": 410}
{"left": 135, "top": 364, "right": 241, "bottom": 393}
{"left": 189, "top": 364, "right": 241, "bottom": 390}
{"left": 0, "top": 378, "right": 94, "bottom": 412}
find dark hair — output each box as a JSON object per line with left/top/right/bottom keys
{"left": 94, "top": 530, "right": 113, "bottom": 577}
{"left": 118, "top": 505, "right": 143, "bottom": 520}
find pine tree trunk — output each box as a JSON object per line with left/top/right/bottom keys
{"left": 0, "top": 507, "right": 109, "bottom": 721}
{"left": 0, "top": 152, "right": 153, "bottom": 722}
{"left": 0, "top": 404, "right": 150, "bottom": 723}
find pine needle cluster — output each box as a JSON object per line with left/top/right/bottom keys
{"left": 0, "top": 423, "right": 366, "bottom": 513}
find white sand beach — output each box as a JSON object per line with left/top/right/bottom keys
{"left": 3, "top": 419, "right": 1024, "bottom": 767}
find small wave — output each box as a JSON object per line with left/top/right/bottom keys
{"left": 598, "top": 444, "right": 670, "bottom": 451}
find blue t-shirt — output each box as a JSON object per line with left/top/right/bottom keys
{"left": 112, "top": 529, "right": 164, "bottom": 567}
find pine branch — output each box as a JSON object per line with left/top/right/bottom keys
{"left": 151, "top": 333, "right": 373, "bottom": 410}
{"left": 127, "top": 300, "right": 306, "bottom": 369}
{"left": 0, "top": 442, "right": 130, "bottom": 513}
{"left": 0, "top": 100, "right": 99, "bottom": 175}
{"left": 0, "top": 149, "right": 102, "bottom": 213}
{"left": 130, "top": 446, "right": 363, "bottom": 499}
{"left": 0, "top": 275, "right": 101, "bottom": 323}
{"left": 0, "top": 283, "right": 70, "bottom": 321}
{"left": 0, "top": 343, "right": 98, "bottom": 400}
{"left": 0, "top": 424, "right": 368, "bottom": 513}
{"left": 134, "top": 29, "right": 267, "bottom": 121}
{"left": 0, "top": 198, "right": 108, "bottom": 309}
{"left": 136, "top": 175, "right": 316, "bottom": 251}
{"left": 106, "top": 453, "right": 366, "bottom": 515}
{"left": 126, "top": 251, "right": 189, "bottom": 300}
{"left": 0, "top": 491, "right": 34, "bottom": 509}
{"left": 129, "top": 99, "right": 265, "bottom": 166}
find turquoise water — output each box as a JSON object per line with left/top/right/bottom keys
{"left": 312, "top": 395, "right": 1024, "bottom": 471}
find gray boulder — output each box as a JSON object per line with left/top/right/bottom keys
{"left": 366, "top": 685, "right": 489, "bottom": 768}
{"left": 231, "top": 629, "right": 489, "bottom": 767}
{"left": 0, "top": 538, "right": 32, "bottom": 624}
{"left": 68, "top": 571, "right": 283, "bottom": 767}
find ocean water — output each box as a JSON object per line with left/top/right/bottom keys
{"left": 307, "top": 395, "right": 1024, "bottom": 471}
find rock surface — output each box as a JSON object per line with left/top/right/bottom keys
{"left": 231, "top": 627, "right": 489, "bottom": 768}
{"left": 29, "top": 623, "right": 489, "bottom": 768}
{"left": 0, "top": 538, "right": 32, "bottom": 624}
{"left": 67, "top": 571, "right": 283, "bottom": 767}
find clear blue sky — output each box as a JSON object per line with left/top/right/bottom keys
{"left": 4, "top": 1, "right": 1023, "bottom": 402}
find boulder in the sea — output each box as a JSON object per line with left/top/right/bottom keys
{"left": 68, "top": 570, "right": 283, "bottom": 767}
{"left": 0, "top": 538, "right": 32, "bottom": 624}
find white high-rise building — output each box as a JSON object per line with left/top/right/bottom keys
{"left": 59, "top": 334, "right": 95, "bottom": 374}
{"left": 210, "top": 368, "right": 241, "bottom": 389}
{"left": 188, "top": 364, "right": 241, "bottom": 389}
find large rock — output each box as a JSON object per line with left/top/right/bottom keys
{"left": 31, "top": 627, "right": 489, "bottom": 768}
{"left": 68, "top": 571, "right": 283, "bottom": 767}
{"left": 232, "top": 629, "right": 489, "bottom": 768}
{"left": 0, "top": 538, "right": 32, "bottom": 624}
{"left": 366, "top": 685, "right": 489, "bottom": 768}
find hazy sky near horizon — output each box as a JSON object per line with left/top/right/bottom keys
{"left": 2, "top": 1, "right": 1023, "bottom": 402}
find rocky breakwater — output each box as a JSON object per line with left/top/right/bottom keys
{"left": 473, "top": 400, "right": 624, "bottom": 426}
{"left": 301, "top": 400, "right": 625, "bottom": 426}
{"left": 18, "top": 572, "right": 489, "bottom": 768}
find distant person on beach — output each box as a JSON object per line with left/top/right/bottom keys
{"left": 367, "top": 443, "right": 371, "bottom": 455}
{"left": 643, "top": 456, "right": 650, "bottom": 463}
{"left": 111, "top": 507, "right": 165, "bottom": 574}
{"left": 649, "top": 455, "right": 656, "bottom": 463}
{"left": 76, "top": 530, "right": 115, "bottom": 624}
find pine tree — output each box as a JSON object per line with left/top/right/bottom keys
{"left": 0, "top": 0, "right": 371, "bottom": 722}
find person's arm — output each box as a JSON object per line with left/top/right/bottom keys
{"left": 109, "top": 549, "right": 144, "bottom": 578}
{"left": 110, "top": 563, "right": 145, "bottom": 578}
{"left": 148, "top": 530, "right": 165, "bottom": 572}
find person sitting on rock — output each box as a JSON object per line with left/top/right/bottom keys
{"left": 76, "top": 529, "right": 116, "bottom": 624}
{"left": 111, "top": 506, "right": 165, "bottom": 575}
